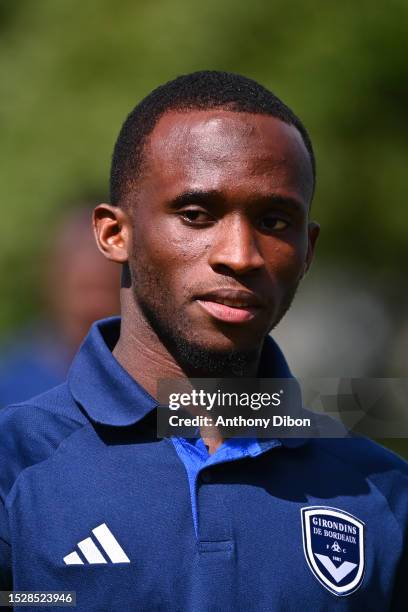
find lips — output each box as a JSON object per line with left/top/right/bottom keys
{"left": 195, "top": 289, "right": 263, "bottom": 324}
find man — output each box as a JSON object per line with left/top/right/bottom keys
{"left": 0, "top": 71, "right": 407, "bottom": 610}
{"left": 0, "top": 206, "right": 120, "bottom": 406}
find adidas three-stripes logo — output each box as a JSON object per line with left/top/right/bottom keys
{"left": 63, "top": 523, "right": 130, "bottom": 565}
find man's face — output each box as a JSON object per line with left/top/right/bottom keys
{"left": 124, "top": 109, "right": 318, "bottom": 364}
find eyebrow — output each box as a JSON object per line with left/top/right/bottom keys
{"left": 169, "top": 190, "right": 305, "bottom": 211}
{"left": 169, "top": 190, "right": 223, "bottom": 208}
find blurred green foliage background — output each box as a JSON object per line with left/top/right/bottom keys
{"left": 0, "top": 0, "right": 407, "bottom": 455}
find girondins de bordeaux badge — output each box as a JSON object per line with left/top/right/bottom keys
{"left": 301, "top": 506, "right": 365, "bottom": 596}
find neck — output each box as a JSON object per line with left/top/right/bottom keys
{"left": 113, "top": 291, "right": 263, "bottom": 453}
{"left": 113, "top": 311, "right": 187, "bottom": 399}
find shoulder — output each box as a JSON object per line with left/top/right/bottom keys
{"left": 313, "top": 436, "right": 408, "bottom": 477}
{"left": 311, "top": 436, "right": 408, "bottom": 527}
{"left": 0, "top": 384, "right": 87, "bottom": 502}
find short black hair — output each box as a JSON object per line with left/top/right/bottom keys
{"left": 110, "top": 70, "right": 315, "bottom": 204}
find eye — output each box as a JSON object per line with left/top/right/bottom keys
{"left": 258, "top": 215, "right": 289, "bottom": 232}
{"left": 179, "top": 207, "right": 214, "bottom": 225}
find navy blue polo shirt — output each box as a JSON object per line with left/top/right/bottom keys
{"left": 1, "top": 317, "right": 407, "bottom": 611}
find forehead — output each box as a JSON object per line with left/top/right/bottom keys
{"left": 140, "top": 109, "right": 313, "bottom": 204}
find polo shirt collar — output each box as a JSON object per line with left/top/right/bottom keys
{"left": 68, "top": 317, "right": 157, "bottom": 426}
{"left": 68, "top": 317, "right": 305, "bottom": 447}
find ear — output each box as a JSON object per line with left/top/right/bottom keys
{"left": 303, "top": 221, "right": 320, "bottom": 276}
{"left": 93, "top": 204, "right": 130, "bottom": 263}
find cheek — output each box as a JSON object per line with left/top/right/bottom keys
{"left": 131, "top": 219, "right": 204, "bottom": 287}
{"left": 133, "top": 215, "right": 205, "bottom": 268}
{"left": 263, "top": 238, "right": 307, "bottom": 284}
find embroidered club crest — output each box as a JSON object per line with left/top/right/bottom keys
{"left": 301, "top": 506, "right": 365, "bottom": 596}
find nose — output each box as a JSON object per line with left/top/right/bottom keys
{"left": 208, "top": 214, "right": 264, "bottom": 275}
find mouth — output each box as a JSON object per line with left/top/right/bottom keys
{"left": 195, "top": 289, "right": 263, "bottom": 324}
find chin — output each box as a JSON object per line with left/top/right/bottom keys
{"left": 202, "top": 323, "right": 268, "bottom": 353}
{"left": 183, "top": 328, "right": 265, "bottom": 359}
